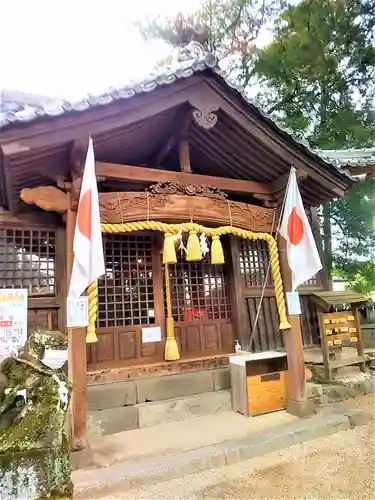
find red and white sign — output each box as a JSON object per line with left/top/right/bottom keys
{"left": 279, "top": 167, "right": 322, "bottom": 291}
{"left": 0, "top": 289, "right": 28, "bottom": 360}
{"left": 68, "top": 137, "right": 105, "bottom": 298}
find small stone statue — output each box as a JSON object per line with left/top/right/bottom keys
{"left": 0, "top": 329, "right": 72, "bottom": 499}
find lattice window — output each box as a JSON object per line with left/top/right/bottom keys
{"left": 166, "top": 256, "right": 231, "bottom": 322}
{"left": 0, "top": 228, "right": 56, "bottom": 295}
{"left": 98, "top": 234, "right": 154, "bottom": 327}
{"left": 239, "top": 239, "right": 273, "bottom": 288}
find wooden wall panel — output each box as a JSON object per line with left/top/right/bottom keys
{"left": 300, "top": 295, "right": 320, "bottom": 346}
{"left": 118, "top": 330, "right": 137, "bottom": 360}
{"left": 202, "top": 324, "right": 220, "bottom": 351}
{"left": 96, "top": 331, "right": 115, "bottom": 364}
{"left": 28, "top": 307, "right": 59, "bottom": 331}
{"left": 185, "top": 324, "right": 201, "bottom": 354}
{"left": 246, "top": 296, "right": 284, "bottom": 352}
{"left": 221, "top": 322, "right": 234, "bottom": 351}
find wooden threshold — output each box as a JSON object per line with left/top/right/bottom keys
{"left": 87, "top": 354, "right": 230, "bottom": 385}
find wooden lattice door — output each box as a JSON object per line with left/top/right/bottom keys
{"left": 165, "top": 255, "right": 234, "bottom": 358}
{"left": 89, "top": 233, "right": 165, "bottom": 369}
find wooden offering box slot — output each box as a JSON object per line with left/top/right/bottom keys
{"left": 230, "top": 351, "right": 288, "bottom": 417}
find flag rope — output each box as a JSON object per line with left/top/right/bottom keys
{"left": 247, "top": 176, "right": 292, "bottom": 350}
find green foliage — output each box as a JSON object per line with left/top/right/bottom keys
{"left": 138, "top": 0, "right": 287, "bottom": 85}
{"left": 254, "top": 0, "right": 375, "bottom": 292}
{"left": 140, "top": 0, "right": 375, "bottom": 292}
{"left": 255, "top": 0, "right": 375, "bottom": 147}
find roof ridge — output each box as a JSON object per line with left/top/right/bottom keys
{"left": 0, "top": 42, "right": 367, "bottom": 173}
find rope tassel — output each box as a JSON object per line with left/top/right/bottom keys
{"left": 211, "top": 235, "right": 225, "bottom": 265}
{"left": 164, "top": 263, "right": 180, "bottom": 361}
{"left": 86, "top": 281, "right": 99, "bottom": 343}
{"left": 163, "top": 232, "right": 177, "bottom": 264}
{"left": 186, "top": 230, "right": 203, "bottom": 261}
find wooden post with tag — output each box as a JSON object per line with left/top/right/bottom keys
{"left": 278, "top": 235, "right": 315, "bottom": 417}
{"left": 67, "top": 190, "right": 88, "bottom": 450}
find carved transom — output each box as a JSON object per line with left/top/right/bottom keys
{"left": 147, "top": 181, "right": 227, "bottom": 200}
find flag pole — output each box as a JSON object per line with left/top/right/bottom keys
{"left": 66, "top": 189, "right": 88, "bottom": 451}
{"left": 277, "top": 166, "right": 315, "bottom": 417}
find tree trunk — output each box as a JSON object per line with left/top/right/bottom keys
{"left": 323, "top": 203, "right": 333, "bottom": 291}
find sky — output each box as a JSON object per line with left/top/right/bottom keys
{"left": 1, "top": 0, "right": 202, "bottom": 100}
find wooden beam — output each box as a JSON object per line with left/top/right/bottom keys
{"left": 70, "top": 137, "right": 90, "bottom": 175}
{"left": 153, "top": 109, "right": 192, "bottom": 167}
{"left": 208, "top": 81, "right": 350, "bottom": 197}
{"left": 268, "top": 169, "right": 307, "bottom": 194}
{"left": 345, "top": 164, "right": 375, "bottom": 178}
{"left": 179, "top": 139, "right": 191, "bottom": 173}
{"left": 0, "top": 207, "right": 59, "bottom": 226}
{"left": 96, "top": 162, "right": 273, "bottom": 195}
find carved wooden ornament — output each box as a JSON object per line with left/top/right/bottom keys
{"left": 189, "top": 92, "right": 220, "bottom": 130}
{"left": 99, "top": 191, "right": 274, "bottom": 233}
{"left": 20, "top": 186, "right": 68, "bottom": 213}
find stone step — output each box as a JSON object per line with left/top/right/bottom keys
{"left": 88, "top": 390, "right": 232, "bottom": 436}
{"left": 87, "top": 367, "right": 230, "bottom": 412}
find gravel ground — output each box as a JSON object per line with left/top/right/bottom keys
{"left": 81, "top": 395, "right": 375, "bottom": 500}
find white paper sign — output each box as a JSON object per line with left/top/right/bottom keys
{"left": 142, "top": 326, "right": 162, "bottom": 343}
{"left": 286, "top": 291, "right": 302, "bottom": 316}
{"left": 0, "top": 289, "right": 28, "bottom": 359}
{"left": 67, "top": 296, "right": 89, "bottom": 327}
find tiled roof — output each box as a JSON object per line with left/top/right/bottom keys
{"left": 316, "top": 148, "right": 375, "bottom": 167}
{"left": 0, "top": 41, "right": 369, "bottom": 175}
{"left": 0, "top": 44, "right": 217, "bottom": 129}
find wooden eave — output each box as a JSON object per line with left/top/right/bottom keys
{"left": 0, "top": 71, "right": 352, "bottom": 213}
{"left": 311, "top": 291, "right": 372, "bottom": 312}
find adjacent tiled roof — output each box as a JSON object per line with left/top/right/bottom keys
{"left": 316, "top": 148, "right": 375, "bottom": 167}
{"left": 0, "top": 42, "right": 370, "bottom": 175}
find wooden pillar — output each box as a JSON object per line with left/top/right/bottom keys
{"left": 66, "top": 191, "right": 88, "bottom": 450}
{"left": 278, "top": 235, "right": 315, "bottom": 417}
{"left": 310, "top": 207, "right": 328, "bottom": 290}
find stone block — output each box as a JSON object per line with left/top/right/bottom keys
{"left": 221, "top": 413, "right": 350, "bottom": 465}
{"left": 87, "top": 381, "right": 137, "bottom": 411}
{"left": 345, "top": 409, "right": 373, "bottom": 428}
{"left": 136, "top": 371, "right": 215, "bottom": 403}
{"left": 362, "top": 325, "right": 375, "bottom": 348}
{"left": 88, "top": 406, "right": 138, "bottom": 436}
{"left": 213, "top": 368, "right": 231, "bottom": 391}
{"left": 138, "top": 390, "right": 231, "bottom": 428}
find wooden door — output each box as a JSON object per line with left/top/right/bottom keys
{"left": 166, "top": 256, "right": 234, "bottom": 358}
{"left": 88, "top": 233, "right": 165, "bottom": 369}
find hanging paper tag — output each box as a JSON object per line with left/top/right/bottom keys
{"left": 67, "top": 296, "right": 89, "bottom": 327}
{"left": 286, "top": 292, "right": 301, "bottom": 315}
{"left": 42, "top": 349, "right": 68, "bottom": 370}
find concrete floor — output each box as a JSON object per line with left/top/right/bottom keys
{"left": 79, "top": 409, "right": 298, "bottom": 469}
{"left": 81, "top": 395, "right": 375, "bottom": 500}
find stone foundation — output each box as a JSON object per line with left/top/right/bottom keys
{"left": 0, "top": 447, "right": 72, "bottom": 500}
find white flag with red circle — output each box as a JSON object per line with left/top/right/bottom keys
{"left": 68, "top": 137, "right": 105, "bottom": 297}
{"left": 279, "top": 167, "right": 322, "bottom": 291}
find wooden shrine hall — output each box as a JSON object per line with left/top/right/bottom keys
{"left": 0, "top": 43, "right": 353, "bottom": 448}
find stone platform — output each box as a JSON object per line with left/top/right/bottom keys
{"left": 73, "top": 405, "right": 372, "bottom": 498}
